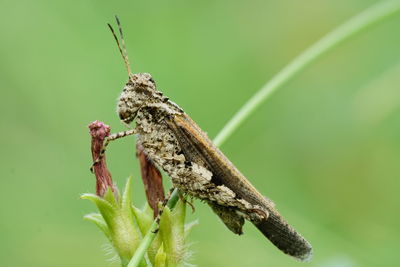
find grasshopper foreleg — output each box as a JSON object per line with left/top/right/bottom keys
{"left": 90, "top": 129, "right": 137, "bottom": 172}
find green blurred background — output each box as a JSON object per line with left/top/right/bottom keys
{"left": 1, "top": 0, "right": 400, "bottom": 266}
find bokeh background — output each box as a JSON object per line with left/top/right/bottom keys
{"left": 1, "top": 0, "right": 400, "bottom": 266}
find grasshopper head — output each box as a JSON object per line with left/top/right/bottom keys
{"left": 107, "top": 17, "right": 163, "bottom": 125}
{"left": 117, "top": 73, "right": 158, "bottom": 124}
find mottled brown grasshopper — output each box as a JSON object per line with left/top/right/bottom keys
{"left": 93, "top": 17, "right": 312, "bottom": 261}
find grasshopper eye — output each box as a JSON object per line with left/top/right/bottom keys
{"left": 119, "top": 111, "right": 135, "bottom": 124}
{"left": 118, "top": 112, "right": 124, "bottom": 120}
{"left": 118, "top": 110, "right": 128, "bottom": 121}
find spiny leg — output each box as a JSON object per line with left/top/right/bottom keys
{"left": 179, "top": 192, "right": 195, "bottom": 213}
{"left": 152, "top": 187, "right": 176, "bottom": 233}
{"left": 90, "top": 129, "right": 137, "bottom": 172}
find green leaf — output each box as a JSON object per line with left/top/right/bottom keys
{"left": 103, "top": 187, "right": 119, "bottom": 208}
{"left": 81, "top": 193, "right": 115, "bottom": 218}
{"left": 132, "top": 203, "right": 153, "bottom": 235}
{"left": 83, "top": 180, "right": 146, "bottom": 267}
{"left": 84, "top": 213, "right": 111, "bottom": 240}
{"left": 154, "top": 244, "right": 166, "bottom": 267}
{"left": 121, "top": 177, "right": 133, "bottom": 211}
{"left": 159, "top": 199, "right": 188, "bottom": 267}
{"left": 171, "top": 200, "right": 186, "bottom": 238}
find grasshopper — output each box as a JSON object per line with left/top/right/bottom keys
{"left": 93, "top": 17, "right": 312, "bottom": 261}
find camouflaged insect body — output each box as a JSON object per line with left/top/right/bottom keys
{"left": 117, "top": 73, "right": 312, "bottom": 261}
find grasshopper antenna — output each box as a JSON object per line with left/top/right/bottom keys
{"left": 107, "top": 16, "right": 132, "bottom": 75}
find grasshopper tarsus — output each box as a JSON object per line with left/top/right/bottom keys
{"left": 184, "top": 196, "right": 196, "bottom": 213}
{"left": 150, "top": 187, "right": 176, "bottom": 233}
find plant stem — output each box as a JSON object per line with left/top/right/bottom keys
{"left": 127, "top": 1, "right": 400, "bottom": 266}
{"left": 213, "top": 0, "right": 400, "bottom": 147}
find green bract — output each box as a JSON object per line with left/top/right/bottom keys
{"left": 82, "top": 178, "right": 196, "bottom": 267}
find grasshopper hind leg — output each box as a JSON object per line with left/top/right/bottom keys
{"left": 170, "top": 162, "right": 266, "bottom": 233}
{"left": 208, "top": 202, "right": 245, "bottom": 235}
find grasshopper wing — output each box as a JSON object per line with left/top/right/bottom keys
{"left": 167, "top": 113, "right": 312, "bottom": 261}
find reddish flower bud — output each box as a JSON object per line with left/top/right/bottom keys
{"left": 136, "top": 141, "right": 165, "bottom": 217}
{"left": 88, "top": 120, "right": 117, "bottom": 197}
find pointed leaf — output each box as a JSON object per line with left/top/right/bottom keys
{"left": 84, "top": 213, "right": 111, "bottom": 240}
{"left": 121, "top": 177, "right": 133, "bottom": 211}
{"left": 103, "top": 187, "right": 119, "bottom": 208}
{"left": 171, "top": 199, "right": 186, "bottom": 238}
{"left": 154, "top": 244, "right": 167, "bottom": 267}
{"left": 132, "top": 203, "right": 153, "bottom": 235}
{"left": 159, "top": 206, "right": 179, "bottom": 267}
{"left": 81, "top": 193, "right": 115, "bottom": 217}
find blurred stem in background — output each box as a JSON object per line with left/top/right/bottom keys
{"left": 128, "top": 1, "right": 400, "bottom": 266}
{"left": 213, "top": 0, "right": 400, "bottom": 146}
